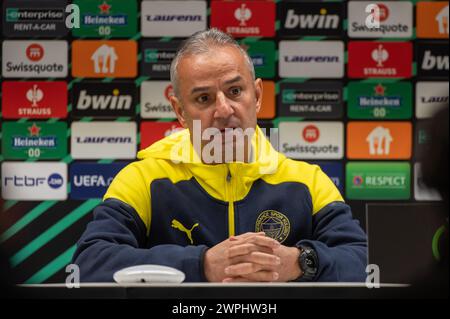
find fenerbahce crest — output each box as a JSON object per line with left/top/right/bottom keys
{"left": 255, "top": 210, "right": 291, "bottom": 243}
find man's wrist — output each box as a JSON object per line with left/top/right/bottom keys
{"left": 287, "top": 246, "right": 303, "bottom": 281}
{"left": 203, "top": 248, "right": 215, "bottom": 282}
{"left": 296, "top": 244, "right": 319, "bottom": 281}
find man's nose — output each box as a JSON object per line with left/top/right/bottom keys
{"left": 213, "top": 92, "right": 234, "bottom": 119}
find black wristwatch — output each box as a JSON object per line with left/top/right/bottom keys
{"left": 297, "top": 244, "right": 318, "bottom": 281}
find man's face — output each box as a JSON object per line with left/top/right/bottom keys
{"left": 170, "top": 45, "right": 263, "bottom": 162}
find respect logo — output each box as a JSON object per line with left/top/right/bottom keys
{"left": 346, "top": 162, "right": 411, "bottom": 200}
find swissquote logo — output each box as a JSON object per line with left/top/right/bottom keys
{"left": 2, "top": 40, "right": 68, "bottom": 78}
{"left": 72, "top": 82, "right": 136, "bottom": 118}
{"left": 2, "top": 81, "right": 67, "bottom": 118}
{"left": 348, "top": 42, "right": 412, "bottom": 78}
{"left": 141, "top": 0, "right": 206, "bottom": 37}
{"left": 279, "top": 122, "right": 343, "bottom": 159}
{"left": 349, "top": 1, "right": 412, "bottom": 38}
{"left": 278, "top": 2, "right": 343, "bottom": 36}
{"left": 210, "top": 1, "right": 275, "bottom": 37}
{"left": 140, "top": 81, "right": 176, "bottom": 118}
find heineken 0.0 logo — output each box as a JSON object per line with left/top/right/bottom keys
{"left": 2, "top": 122, "right": 67, "bottom": 160}
{"left": 72, "top": 0, "right": 137, "bottom": 37}
{"left": 347, "top": 82, "right": 412, "bottom": 119}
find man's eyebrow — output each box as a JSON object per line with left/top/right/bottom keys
{"left": 224, "top": 76, "right": 243, "bottom": 85}
{"left": 190, "top": 86, "right": 211, "bottom": 95}
{"left": 190, "top": 76, "right": 243, "bottom": 95}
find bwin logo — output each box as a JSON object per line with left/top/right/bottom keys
{"left": 284, "top": 9, "right": 339, "bottom": 29}
{"left": 422, "top": 51, "right": 449, "bottom": 71}
{"left": 76, "top": 89, "right": 132, "bottom": 110}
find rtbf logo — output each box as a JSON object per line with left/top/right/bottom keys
{"left": 1, "top": 162, "right": 67, "bottom": 200}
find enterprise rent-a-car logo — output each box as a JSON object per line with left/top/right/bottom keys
{"left": 3, "top": 0, "right": 69, "bottom": 37}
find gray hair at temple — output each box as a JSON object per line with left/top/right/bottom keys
{"left": 170, "top": 28, "right": 256, "bottom": 98}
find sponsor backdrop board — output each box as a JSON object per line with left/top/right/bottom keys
{"left": 0, "top": 0, "right": 448, "bottom": 285}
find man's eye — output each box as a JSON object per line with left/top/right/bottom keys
{"left": 197, "top": 95, "right": 209, "bottom": 103}
{"left": 230, "top": 87, "right": 242, "bottom": 96}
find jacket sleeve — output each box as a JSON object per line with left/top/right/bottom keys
{"left": 72, "top": 198, "right": 209, "bottom": 283}
{"left": 297, "top": 201, "right": 368, "bottom": 282}
{"left": 296, "top": 165, "right": 368, "bottom": 282}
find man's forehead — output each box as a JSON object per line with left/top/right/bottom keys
{"left": 177, "top": 50, "right": 252, "bottom": 95}
{"left": 177, "top": 46, "right": 248, "bottom": 78}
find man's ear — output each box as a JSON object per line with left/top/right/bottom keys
{"left": 254, "top": 78, "right": 263, "bottom": 114}
{"left": 169, "top": 95, "right": 188, "bottom": 128}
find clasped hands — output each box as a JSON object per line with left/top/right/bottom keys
{"left": 204, "top": 232, "right": 302, "bottom": 283}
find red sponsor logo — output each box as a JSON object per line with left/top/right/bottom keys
{"left": 348, "top": 42, "right": 412, "bottom": 78}
{"left": 374, "top": 3, "right": 389, "bottom": 23}
{"left": 2, "top": 81, "right": 68, "bottom": 119}
{"left": 164, "top": 84, "right": 174, "bottom": 101}
{"left": 140, "top": 121, "right": 184, "bottom": 149}
{"left": 210, "top": 1, "right": 275, "bottom": 38}
{"left": 26, "top": 43, "right": 45, "bottom": 62}
{"left": 302, "top": 125, "right": 320, "bottom": 143}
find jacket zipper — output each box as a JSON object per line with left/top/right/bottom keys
{"left": 226, "top": 168, "right": 235, "bottom": 237}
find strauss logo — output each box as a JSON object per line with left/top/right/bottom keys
{"left": 371, "top": 44, "right": 389, "bottom": 67}
{"left": 234, "top": 3, "right": 252, "bottom": 26}
{"left": 26, "top": 85, "right": 44, "bottom": 107}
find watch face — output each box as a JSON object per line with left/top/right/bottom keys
{"left": 301, "top": 248, "right": 318, "bottom": 274}
{"left": 306, "top": 256, "right": 316, "bottom": 269}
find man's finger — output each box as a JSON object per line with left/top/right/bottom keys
{"left": 223, "top": 271, "right": 279, "bottom": 283}
{"left": 227, "top": 243, "right": 274, "bottom": 259}
{"left": 229, "top": 251, "right": 281, "bottom": 268}
{"left": 229, "top": 232, "right": 266, "bottom": 242}
{"left": 245, "top": 235, "right": 280, "bottom": 249}
{"left": 225, "top": 262, "right": 262, "bottom": 276}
